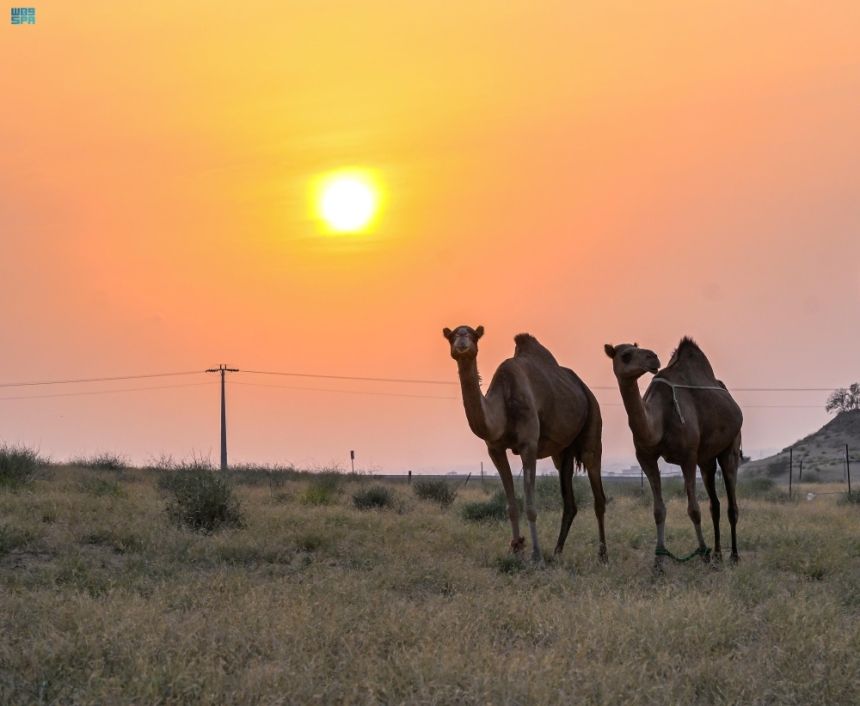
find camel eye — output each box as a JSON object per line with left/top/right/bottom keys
{"left": 621, "top": 352, "right": 632, "bottom": 364}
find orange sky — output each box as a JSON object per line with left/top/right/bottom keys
{"left": 2, "top": 1, "right": 859, "bottom": 472}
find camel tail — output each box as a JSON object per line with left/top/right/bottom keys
{"left": 571, "top": 384, "right": 602, "bottom": 476}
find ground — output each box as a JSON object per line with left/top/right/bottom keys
{"left": 1, "top": 466, "right": 858, "bottom": 705}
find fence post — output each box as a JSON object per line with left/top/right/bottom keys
{"left": 846, "top": 445, "right": 852, "bottom": 495}
{"left": 463, "top": 472, "right": 471, "bottom": 487}
{"left": 799, "top": 459, "right": 803, "bottom": 482}
{"left": 408, "top": 470, "right": 412, "bottom": 485}
{"left": 789, "top": 447, "right": 793, "bottom": 500}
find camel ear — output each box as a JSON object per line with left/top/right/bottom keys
{"left": 475, "top": 326, "right": 484, "bottom": 339}
{"left": 604, "top": 344, "right": 617, "bottom": 359}
{"left": 442, "top": 328, "right": 453, "bottom": 341}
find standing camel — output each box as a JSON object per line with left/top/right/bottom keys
{"left": 604, "top": 338, "right": 743, "bottom": 563}
{"left": 443, "top": 325, "right": 606, "bottom": 563}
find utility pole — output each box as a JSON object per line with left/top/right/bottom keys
{"left": 206, "top": 364, "right": 239, "bottom": 470}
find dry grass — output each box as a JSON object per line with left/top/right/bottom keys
{"left": 1, "top": 466, "right": 858, "bottom": 705}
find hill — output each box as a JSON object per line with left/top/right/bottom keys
{"left": 744, "top": 409, "right": 860, "bottom": 482}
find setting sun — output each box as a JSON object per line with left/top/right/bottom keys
{"left": 315, "top": 172, "right": 380, "bottom": 233}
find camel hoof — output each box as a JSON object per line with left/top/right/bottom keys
{"left": 531, "top": 550, "right": 544, "bottom": 565}
{"left": 730, "top": 553, "right": 740, "bottom": 565}
{"left": 598, "top": 547, "right": 608, "bottom": 565}
{"left": 510, "top": 537, "right": 526, "bottom": 554}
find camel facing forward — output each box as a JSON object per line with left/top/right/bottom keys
{"left": 444, "top": 325, "right": 606, "bottom": 563}
{"left": 604, "top": 338, "right": 743, "bottom": 563}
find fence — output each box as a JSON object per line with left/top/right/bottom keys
{"left": 787, "top": 443, "right": 853, "bottom": 500}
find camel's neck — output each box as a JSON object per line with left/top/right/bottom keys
{"left": 617, "top": 377, "right": 661, "bottom": 448}
{"left": 456, "top": 358, "right": 503, "bottom": 441}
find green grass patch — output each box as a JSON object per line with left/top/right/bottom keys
{"left": 352, "top": 485, "right": 394, "bottom": 510}
{"left": 158, "top": 464, "right": 244, "bottom": 532}
{"left": 462, "top": 489, "right": 513, "bottom": 522}
{"left": 0, "top": 445, "right": 42, "bottom": 489}
{"left": 70, "top": 452, "right": 128, "bottom": 471}
{"left": 79, "top": 476, "right": 125, "bottom": 497}
{"left": 413, "top": 478, "right": 457, "bottom": 508}
{"left": 300, "top": 473, "right": 343, "bottom": 506}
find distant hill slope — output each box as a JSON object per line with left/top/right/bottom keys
{"left": 744, "top": 409, "right": 860, "bottom": 482}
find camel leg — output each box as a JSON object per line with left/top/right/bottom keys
{"left": 700, "top": 458, "right": 721, "bottom": 560}
{"left": 488, "top": 446, "right": 523, "bottom": 553}
{"left": 583, "top": 448, "right": 608, "bottom": 563}
{"left": 520, "top": 444, "right": 542, "bottom": 562}
{"left": 682, "top": 460, "right": 708, "bottom": 556}
{"left": 554, "top": 448, "right": 577, "bottom": 556}
{"left": 637, "top": 452, "right": 666, "bottom": 562}
{"left": 718, "top": 444, "right": 740, "bottom": 562}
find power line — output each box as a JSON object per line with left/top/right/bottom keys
{"left": 0, "top": 381, "right": 215, "bottom": 402}
{"left": 0, "top": 370, "right": 204, "bottom": 389}
{"left": 238, "top": 369, "right": 838, "bottom": 393}
{"left": 231, "top": 380, "right": 459, "bottom": 400}
{"left": 240, "top": 369, "right": 459, "bottom": 386}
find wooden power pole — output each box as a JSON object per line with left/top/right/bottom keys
{"left": 206, "top": 364, "right": 239, "bottom": 469}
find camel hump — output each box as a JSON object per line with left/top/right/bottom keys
{"left": 666, "top": 336, "right": 717, "bottom": 379}
{"left": 513, "top": 333, "right": 559, "bottom": 365}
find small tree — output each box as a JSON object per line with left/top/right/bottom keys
{"left": 825, "top": 383, "right": 860, "bottom": 414}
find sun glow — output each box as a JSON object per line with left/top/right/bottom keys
{"left": 314, "top": 171, "right": 381, "bottom": 234}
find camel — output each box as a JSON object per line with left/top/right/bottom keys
{"left": 443, "top": 325, "right": 606, "bottom": 563}
{"left": 604, "top": 338, "right": 743, "bottom": 563}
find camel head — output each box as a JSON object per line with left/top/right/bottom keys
{"left": 604, "top": 342, "right": 660, "bottom": 380}
{"left": 443, "top": 325, "right": 484, "bottom": 361}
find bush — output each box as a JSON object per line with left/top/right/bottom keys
{"left": 227, "top": 464, "right": 297, "bottom": 488}
{"left": 79, "top": 477, "right": 125, "bottom": 497}
{"left": 352, "top": 485, "right": 394, "bottom": 510}
{"left": 533, "top": 474, "right": 594, "bottom": 510}
{"left": 300, "top": 473, "right": 343, "bottom": 506}
{"left": 738, "top": 477, "right": 775, "bottom": 496}
{"left": 0, "top": 524, "right": 33, "bottom": 556}
{"left": 0, "top": 445, "right": 41, "bottom": 489}
{"left": 462, "top": 489, "right": 516, "bottom": 522}
{"left": 70, "top": 453, "right": 127, "bottom": 471}
{"left": 736, "top": 476, "right": 796, "bottom": 502}
{"left": 158, "top": 464, "right": 244, "bottom": 532}
{"left": 413, "top": 479, "right": 457, "bottom": 508}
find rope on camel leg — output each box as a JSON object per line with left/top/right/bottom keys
{"left": 655, "top": 545, "right": 711, "bottom": 562}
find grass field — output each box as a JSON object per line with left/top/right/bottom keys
{"left": 1, "top": 464, "right": 859, "bottom": 704}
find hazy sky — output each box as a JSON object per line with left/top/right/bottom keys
{"left": 1, "top": 1, "right": 858, "bottom": 472}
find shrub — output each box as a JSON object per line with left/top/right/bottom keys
{"left": 227, "top": 464, "right": 297, "bottom": 488}
{"left": 838, "top": 492, "right": 860, "bottom": 506}
{"left": 158, "top": 465, "right": 244, "bottom": 532}
{"left": 70, "top": 453, "right": 127, "bottom": 471}
{"left": 738, "top": 476, "right": 775, "bottom": 496}
{"left": 413, "top": 479, "right": 457, "bottom": 508}
{"left": 79, "top": 477, "right": 125, "bottom": 497}
{"left": 300, "top": 473, "right": 343, "bottom": 506}
{"left": 736, "top": 476, "right": 796, "bottom": 503}
{"left": 0, "top": 445, "right": 41, "bottom": 489}
{"left": 0, "top": 524, "right": 33, "bottom": 556}
{"left": 462, "top": 489, "right": 516, "bottom": 522}
{"left": 352, "top": 485, "right": 394, "bottom": 510}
